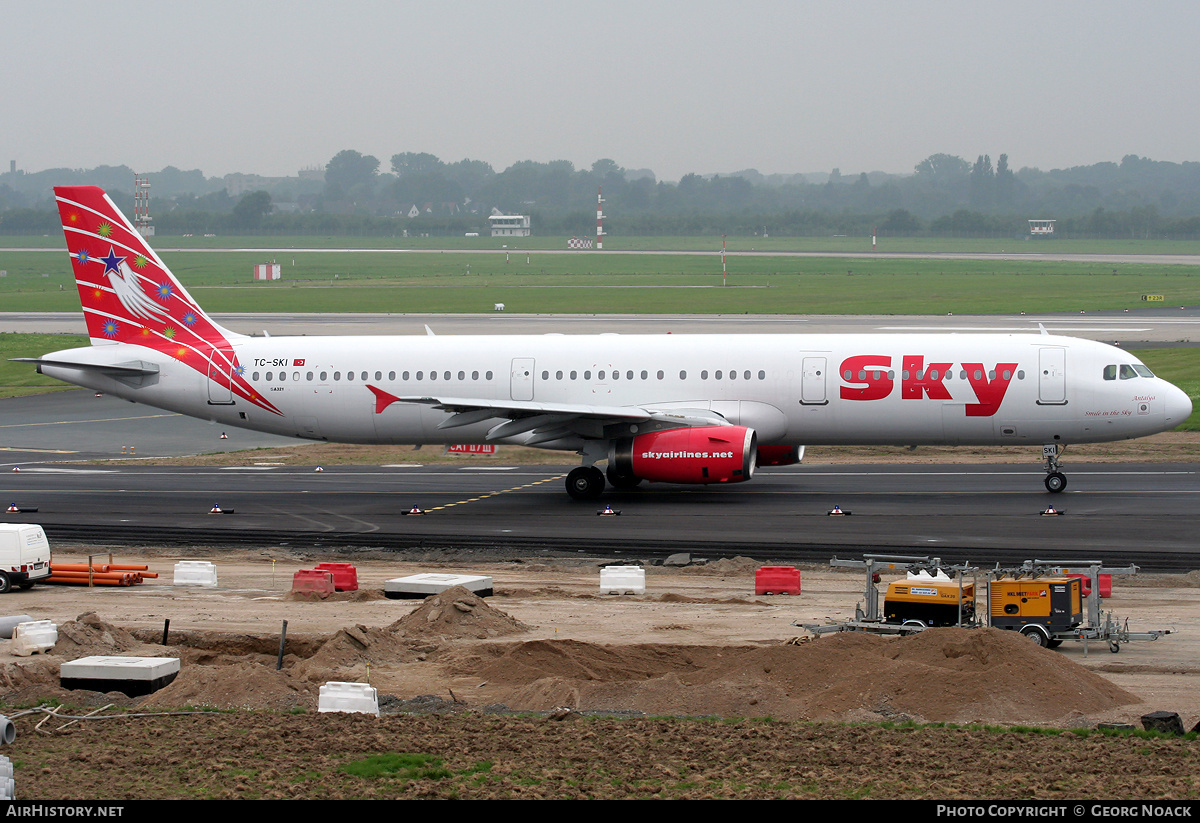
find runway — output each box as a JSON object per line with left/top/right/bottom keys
{"left": 4, "top": 459, "right": 1197, "bottom": 571}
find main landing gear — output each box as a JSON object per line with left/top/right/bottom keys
{"left": 566, "top": 466, "right": 605, "bottom": 500}
{"left": 1043, "top": 443, "right": 1067, "bottom": 493}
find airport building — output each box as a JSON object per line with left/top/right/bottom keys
{"left": 489, "top": 214, "right": 531, "bottom": 237}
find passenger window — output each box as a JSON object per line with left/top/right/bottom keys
{"left": 701, "top": 370, "right": 709, "bottom": 380}
{"left": 472, "top": 371, "right": 479, "bottom": 380}
{"left": 333, "top": 372, "right": 341, "bottom": 381}
{"left": 627, "top": 371, "right": 633, "bottom": 380}
{"left": 265, "top": 372, "right": 272, "bottom": 382}
{"left": 346, "top": 372, "right": 353, "bottom": 381}
{"left": 279, "top": 372, "right": 286, "bottom": 381}
{"left": 389, "top": 371, "right": 396, "bottom": 381}
{"left": 485, "top": 371, "right": 493, "bottom": 380}
{"left": 679, "top": 370, "right": 687, "bottom": 380}
{"left": 306, "top": 372, "right": 313, "bottom": 381}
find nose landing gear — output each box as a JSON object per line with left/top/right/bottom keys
{"left": 1043, "top": 443, "right": 1067, "bottom": 493}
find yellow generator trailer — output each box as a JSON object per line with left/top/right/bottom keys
{"left": 883, "top": 575, "right": 975, "bottom": 628}
{"left": 989, "top": 576, "right": 1082, "bottom": 647}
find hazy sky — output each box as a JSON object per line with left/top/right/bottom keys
{"left": 5, "top": 1, "right": 1199, "bottom": 182}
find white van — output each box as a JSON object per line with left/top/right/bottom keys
{"left": 0, "top": 525, "right": 52, "bottom": 592}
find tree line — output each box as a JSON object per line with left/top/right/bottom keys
{"left": 4, "top": 151, "right": 1200, "bottom": 239}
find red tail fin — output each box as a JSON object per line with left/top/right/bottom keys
{"left": 54, "top": 186, "right": 279, "bottom": 415}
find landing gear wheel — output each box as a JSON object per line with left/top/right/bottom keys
{"left": 1044, "top": 472, "right": 1067, "bottom": 493}
{"left": 566, "top": 466, "right": 605, "bottom": 501}
{"left": 1021, "top": 626, "right": 1048, "bottom": 647}
{"left": 605, "top": 466, "right": 642, "bottom": 490}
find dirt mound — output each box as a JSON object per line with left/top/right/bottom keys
{"left": 441, "top": 629, "right": 1140, "bottom": 723}
{"left": 680, "top": 556, "right": 762, "bottom": 575}
{"left": 142, "top": 661, "right": 313, "bottom": 711}
{"left": 55, "top": 612, "right": 142, "bottom": 657}
{"left": 293, "top": 624, "right": 423, "bottom": 684}
{"left": 389, "top": 586, "right": 531, "bottom": 640}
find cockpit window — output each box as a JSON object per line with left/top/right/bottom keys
{"left": 1119, "top": 364, "right": 1138, "bottom": 380}
{"left": 1132, "top": 364, "right": 1155, "bottom": 378}
{"left": 1103, "top": 365, "right": 1117, "bottom": 381}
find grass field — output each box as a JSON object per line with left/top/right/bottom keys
{"left": 2, "top": 247, "right": 1199, "bottom": 315}
{"left": 4, "top": 233, "right": 1200, "bottom": 255}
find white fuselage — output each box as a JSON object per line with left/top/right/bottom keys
{"left": 39, "top": 331, "right": 1191, "bottom": 450}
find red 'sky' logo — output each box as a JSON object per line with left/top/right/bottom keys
{"left": 838, "top": 355, "right": 1018, "bottom": 417}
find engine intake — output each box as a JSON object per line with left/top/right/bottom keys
{"left": 609, "top": 426, "right": 757, "bottom": 485}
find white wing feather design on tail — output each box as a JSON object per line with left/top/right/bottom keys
{"left": 99, "top": 247, "right": 170, "bottom": 322}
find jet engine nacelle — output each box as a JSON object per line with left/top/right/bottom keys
{"left": 609, "top": 425, "right": 757, "bottom": 485}
{"left": 756, "top": 445, "right": 804, "bottom": 467}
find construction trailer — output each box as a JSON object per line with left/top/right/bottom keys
{"left": 987, "top": 560, "right": 1173, "bottom": 653}
{"left": 801, "top": 555, "right": 1173, "bottom": 654}
{"left": 802, "top": 554, "right": 979, "bottom": 637}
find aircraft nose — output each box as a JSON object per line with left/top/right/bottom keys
{"left": 1164, "top": 382, "right": 1193, "bottom": 426}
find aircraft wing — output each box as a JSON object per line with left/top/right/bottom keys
{"left": 368, "top": 385, "right": 726, "bottom": 443}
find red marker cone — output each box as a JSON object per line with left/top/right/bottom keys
{"left": 598, "top": 504, "right": 620, "bottom": 516}
{"left": 407, "top": 505, "right": 425, "bottom": 516}
{"left": 209, "top": 504, "right": 223, "bottom": 514}
{"left": 11, "top": 467, "right": 19, "bottom": 473}
{"left": 220, "top": 432, "right": 228, "bottom": 440}
{"left": 6, "top": 504, "right": 18, "bottom": 513}
{"left": 314, "top": 466, "right": 324, "bottom": 472}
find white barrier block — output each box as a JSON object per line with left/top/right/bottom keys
{"left": 384, "top": 573, "right": 493, "bottom": 599}
{"left": 10, "top": 620, "right": 56, "bottom": 656}
{"left": 318, "top": 681, "right": 379, "bottom": 716}
{"left": 173, "top": 560, "right": 218, "bottom": 587}
{"left": 600, "top": 565, "right": 645, "bottom": 595}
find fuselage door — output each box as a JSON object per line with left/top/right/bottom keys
{"left": 511, "top": 357, "right": 535, "bottom": 401}
{"left": 800, "top": 356, "right": 828, "bottom": 405}
{"left": 207, "top": 357, "right": 234, "bottom": 405}
{"left": 1037, "top": 347, "right": 1067, "bottom": 405}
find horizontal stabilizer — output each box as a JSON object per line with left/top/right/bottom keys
{"left": 10, "top": 358, "right": 160, "bottom": 376}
